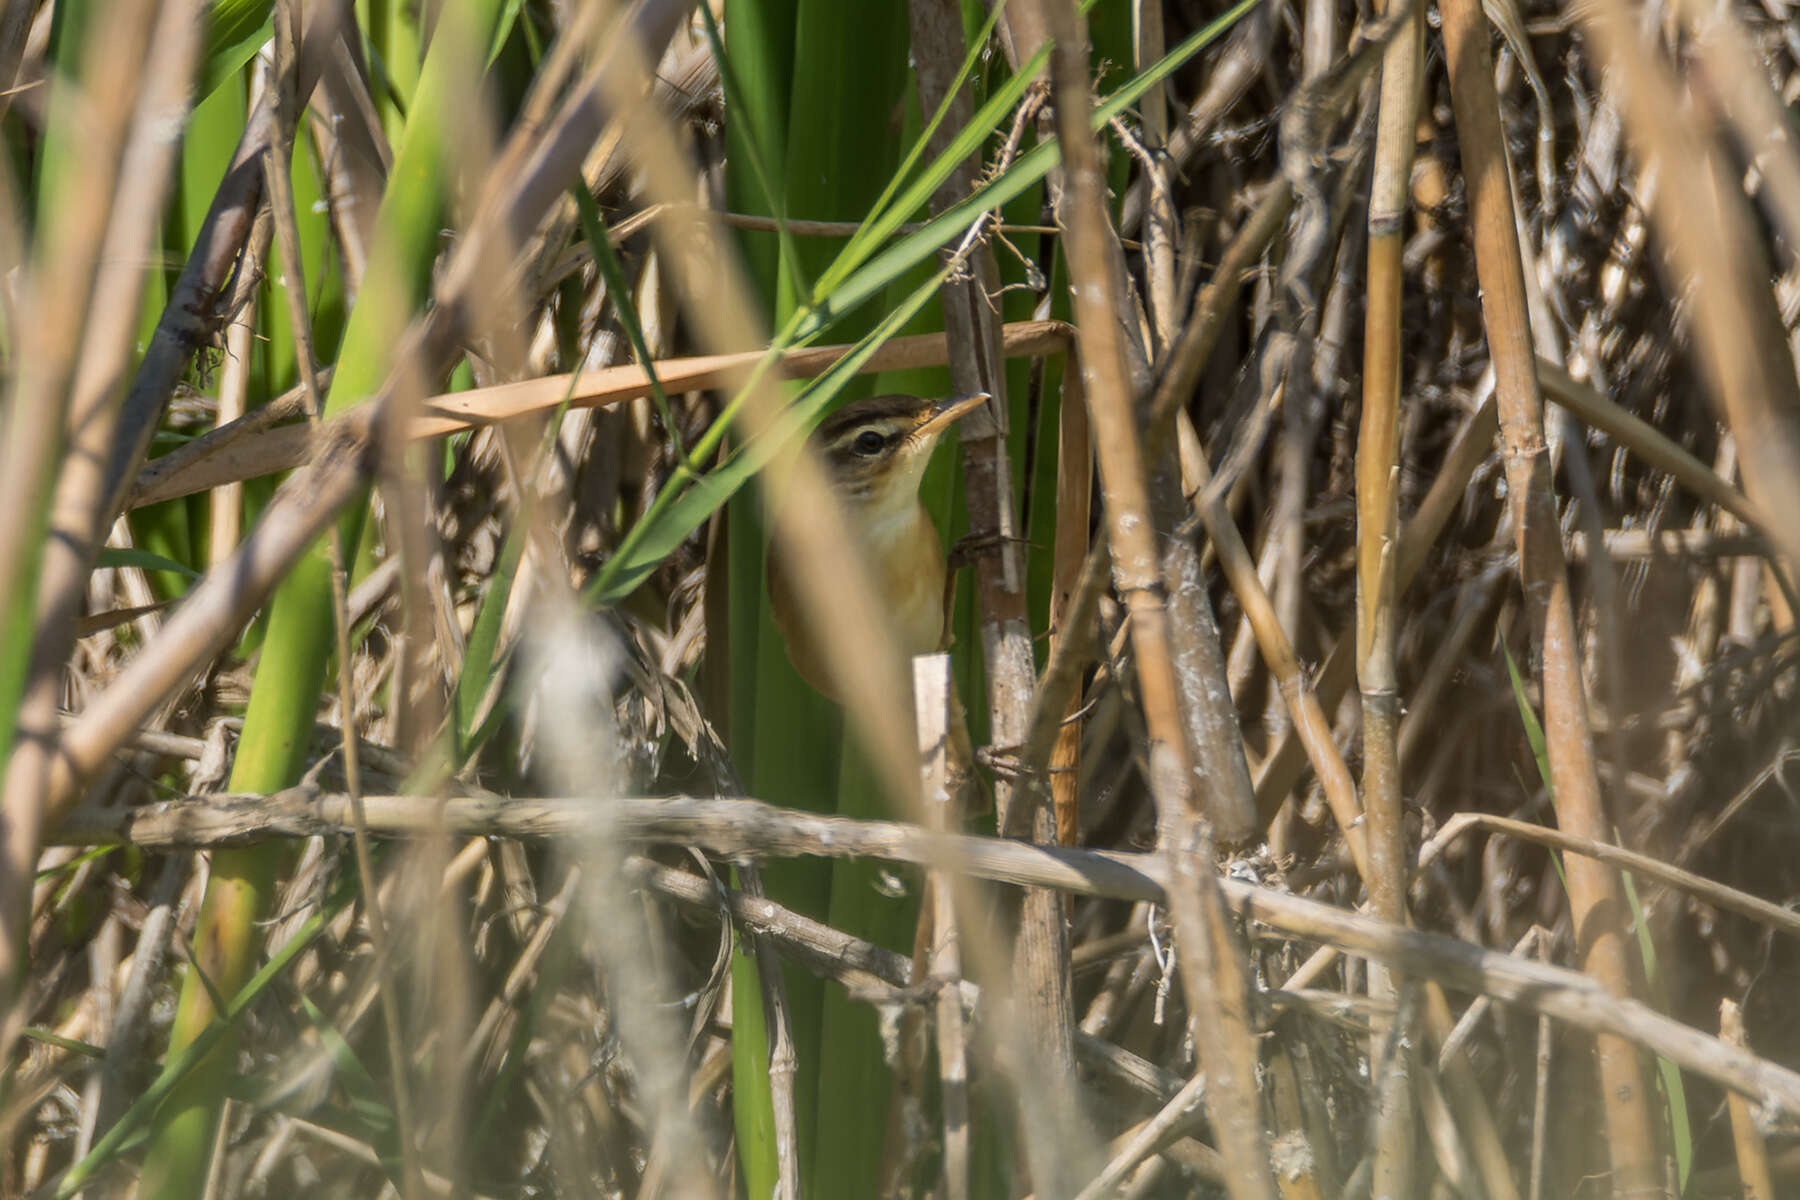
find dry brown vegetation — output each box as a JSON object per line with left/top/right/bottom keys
{"left": 5, "top": 0, "right": 1800, "bottom": 1196}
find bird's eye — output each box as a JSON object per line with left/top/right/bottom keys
{"left": 853, "top": 430, "right": 887, "bottom": 455}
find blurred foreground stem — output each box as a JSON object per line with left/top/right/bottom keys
{"left": 136, "top": 7, "right": 505, "bottom": 1196}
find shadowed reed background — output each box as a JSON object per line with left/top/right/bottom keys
{"left": 4, "top": 0, "right": 1800, "bottom": 1196}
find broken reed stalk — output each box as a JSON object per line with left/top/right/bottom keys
{"left": 1438, "top": 0, "right": 1663, "bottom": 1186}
{"left": 1720, "top": 1000, "right": 1776, "bottom": 1200}
{"left": 1030, "top": 0, "right": 1277, "bottom": 1194}
{"left": 913, "top": 654, "right": 971, "bottom": 1200}
{"left": 1360, "top": 0, "right": 1425, "bottom": 1188}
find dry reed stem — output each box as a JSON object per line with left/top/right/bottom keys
{"left": 1192, "top": 417, "right": 1521, "bottom": 1200}
{"left": 128, "top": 323, "right": 1073, "bottom": 506}
{"left": 52, "top": 788, "right": 1800, "bottom": 1118}
{"left": 1359, "top": 0, "right": 1425, "bottom": 1188}
{"left": 406, "top": 44, "right": 601, "bottom": 1181}
{"left": 97, "top": 4, "right": 339, "bottom": 523}
{"left": 1393, "top": 565, "right": 1508, "bottom": 772}
{"left": 1682, "top": 0, "right": 1800, "bottom": 267}
{"left": 1420, "top": 811, "right": 1800, "bottom": 941}
{"left": 1528, "top": 934, "right": 1555, "bottom": 1200}
{"left": 1184, "top": 447, "right": 1369, "bottom": 879}
{"left": 1070, "top": 1069, "right": 1208, "bottom": 1200}
{"left": 11, "top": 13, "right": 344, "bottom": 862}
{"left": 0, "top": 0, "right": 197, "bottom": 1018}
{"left": 737, "top": 862, "right": 802, "bottom": 1200}
{"left": 38, "top": 0, "right": 696, "bottom": 890}
{"left": 1145, "top": 181, "right": 1293, "bottom": 438}
{"left": 1117, "top": 6, "right": 1274, "bottom": 236}
{"left": 1032, "top": 2, "right": 1276, "bottom": 1189}
{"left": 1133, "top": 0, "right": 1176, "bottom": 357}
{"left": 1535, "top": 358, "right": 1766, "bottom": 532}
{"left": 528, "top": 605, "right": 718, "bottom": 1199}
{"left": 1017, "top": 531, "right": 1107, "bottom": 790}
{"left": 1255, "top": 342, "right": 1763, "bottom": 818}
{"left": 1439, "top": 0, "right": 1663, "bottom": 1187}
{"left": 1721, "top": 999, "right": 1776, "bottom": 1200}
{"left": 914, "top": 654, "right": 970, "bottom": 1200}
{"left": 1037, "top": 25, "right": 1267, "bottom": 873}
{"left": 632, "top": 855, "right": 1186, "bottom": 1113}
{"left": 1251, "top": 394, "right": 1497, "bottom": 816}
{"left": 209, "top": 55, "right": 271, "bottom": 570}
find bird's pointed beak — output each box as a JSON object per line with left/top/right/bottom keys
{"left": 916, "top": 392, "right": 990, "bottom": 441}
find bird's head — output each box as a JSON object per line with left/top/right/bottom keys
{"left": 814, "top": 392, "right": 990, "bottom": 516}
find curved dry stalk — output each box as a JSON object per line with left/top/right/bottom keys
{"left": 1535, "top": 358, "right": 1766, "bottom": 533}
{"left": 1420, "top": 812, "right": 1800, "bottom": 941}
{"left": 1439, "top": 0, "right": 1663, "bottom": 1185}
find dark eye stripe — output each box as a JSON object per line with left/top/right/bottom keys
{"left": 825, "top": 421, "right": 904, "bottom": 456}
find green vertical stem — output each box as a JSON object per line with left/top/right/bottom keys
{"left": 718, "top": 0, "right": 915, "bottom": 1193}
{"left": 774, "top": 5, "right": 914, "bottom": 1194}
{"left": 718, "top": 2, "right": 811, "bottom": 1191}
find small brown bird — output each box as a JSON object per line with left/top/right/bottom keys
{"left": 767, "top": 391, "right": 988, "bottom": 699}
